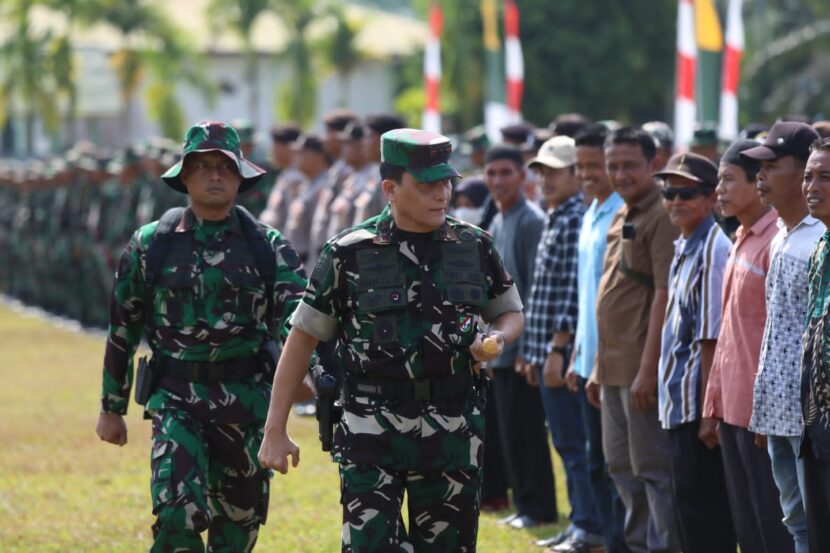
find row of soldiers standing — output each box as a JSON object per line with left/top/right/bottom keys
{"left": 0, "top": 110, "right": 410, "bottom": 329}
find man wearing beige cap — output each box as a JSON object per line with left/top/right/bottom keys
{"left": 521, "top": 136, "right": 604, "bottom": 552}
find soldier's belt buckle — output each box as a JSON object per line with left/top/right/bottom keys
{"left": 413, "top": 379, "right": 431, "bottom": 401}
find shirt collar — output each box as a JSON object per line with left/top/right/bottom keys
{"left": 743, "top": 208, "right": 779, "bottom": 237}
{"left": 373, "top": 203, "right": 459, "bottom": 245}
{"left": 592, "top": 192, "right": 623, "bottom": 217}
{"left": 548, "top": 193, "right": 583, "bottom": 220}
{"left": 676, "top": 216, "right": 715, "bottom": 255}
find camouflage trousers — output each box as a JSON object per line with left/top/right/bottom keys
{"left": 339, "top": 462, "right": 481, "bottom": 553}
{"left": 150, "top": 409, "right": 270, "bottom": 553}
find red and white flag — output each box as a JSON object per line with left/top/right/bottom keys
{"left": 674, "top": 0, "right": 697, "bottom": 149}
{"left": 504, "top": 0, "right": 524, "bottom": 123}
{"left": 719, "top": 0, "right": 744, "bottom": 140}
{"left": 422, "top": 2, "right": 442, "bottom": 133}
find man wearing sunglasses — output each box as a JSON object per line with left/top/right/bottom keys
{"left": 654, "top": 153, "right": 735, "bottom": 553}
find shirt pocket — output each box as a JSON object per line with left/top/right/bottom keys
{"left": 221, "top": 264, "right": 266, "bottom": 325}
{"left": 154, "top": 269, "right": 196, "bottom": 327}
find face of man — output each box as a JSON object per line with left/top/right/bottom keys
{"left": 605, "top": 142, "right": 658, "bottom": 205}
{"left": 363, "top": 130, "right": 382, "bottom": 163}
{"left": 297, "top": 148, "right": 324, "bottom": 178}
{"left": 342, "top": 139, "right": 366, "bottom": 169}
{"left": 803, "top": 150, "right": 830, "bottom": 224}
{"left": 576, "top": 145, "right": 612, "bottom": 201}
{"left": 180, "top": 151, "right": 242, "bottom": 211}
{"left": 484, "top": 158, "right": 524, "bottom": 212}
{"left": 271, "top": 142, "right": 293, "bottom": 169}
{"left": 536, "top": 164, "right": 579, "bottom": 207}
{"left": 756, "top": 155, "right": 805, "bottom": 210}
{"left": 384, "top": 172, "right": 452, "bottom": 233}
{"left": 716, "top": 161, "right": 760, "bottom": 218}
{"left": 661, "top": 175, "right": 715, "bottom": 237}
{"left": 324, "top": 128, "right": 342, "bottom": 159}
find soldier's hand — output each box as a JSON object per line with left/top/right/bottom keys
{"left": 96, "top": 412, "right": 128, "bottom": 446}
{"left": 258, "top": 431, "right": 300, "bottom": 475}
{"left": 470, "top": 331, "right": 505, "bottom": 363}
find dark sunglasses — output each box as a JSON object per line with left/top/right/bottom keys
{"left": 661, "top": 186, "right": 704, "bottom": 201}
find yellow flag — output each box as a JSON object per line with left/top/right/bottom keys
{"left": 694, "top": 0, "right": 723, "bottom": 52}
{"left": 480, "top": 0, "right": 500, "bottom": 52}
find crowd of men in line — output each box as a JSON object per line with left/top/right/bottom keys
{"left": 3, "top": 108, "right": 830, "bottom": 553}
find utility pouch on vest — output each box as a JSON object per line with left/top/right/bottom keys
{"left": 134, "top": 356, "right": 158, "bottom": 406}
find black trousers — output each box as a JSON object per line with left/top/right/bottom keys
{"left": 481, "top": 382, "right": 509, "bottom": 502}
{"left": 490, "top": 368, "right": 558, "bottom": 521}
{"left": 666, "top": 422, "right": 736, "bottom": 553}
{"left": 803, "top": 449, "right": 830, "bottom": 552}
{"left": 718, "top": 422, "right": 792, "bottom": 553}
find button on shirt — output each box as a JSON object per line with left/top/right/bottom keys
{"left": 522, "top": 194, "right": 586, "bottom": 367}
{"left": 573, "top": 192, "right": 624, "bottom": 379}
{"left": 704, "top": 208, "right": 778, "bottom": 428}
{"left": 658, "top": 217, "right": 731, "bottom": 429}
{"left": 749, "top": 215, "right": 824, "bottom": 437}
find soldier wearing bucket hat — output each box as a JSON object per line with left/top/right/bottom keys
{"left": 259, "top": 128, "right": 526, "bottom": 551}
{"left": 96, "top": 120, "right": 309, "bottom": 552}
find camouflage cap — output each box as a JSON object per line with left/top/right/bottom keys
{"left": 161, "top": 121, "right": 266, "bottom": 194}
{"left": 381, "top": 128, "right": 461, "bottom": 183}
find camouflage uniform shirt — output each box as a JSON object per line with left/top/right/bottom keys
{"left": 290, "top": 205, "right": 522, "bottom": 472}
{"left": 100, "top": 207, "right": 307, "bottom": 418}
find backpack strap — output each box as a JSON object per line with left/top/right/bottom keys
{"left": 234, "top": 205, "right": 277, "bottom": 333}
{"left": 145, "top": 207, "right": 185, "bottom": 297}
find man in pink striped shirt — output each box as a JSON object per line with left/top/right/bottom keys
{"left": 703, "top": 138, "right": 792, "bottom": 553}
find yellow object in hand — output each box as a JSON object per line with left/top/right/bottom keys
{"left": 483, "top": 337, "right": 499, "bottom": 355}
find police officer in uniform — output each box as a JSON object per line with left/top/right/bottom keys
{"left": 258, "top": 128, "right": 525, "bottom": 552}
{"left": 95, "top": 121, "right": 308, "bottom": 552}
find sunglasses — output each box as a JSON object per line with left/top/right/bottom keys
{"left": 661, "top": 186, "right": 705, "bottom": 201}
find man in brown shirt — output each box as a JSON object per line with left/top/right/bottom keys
{"left": 588, "top": 127, "right": 681, "bottom": 553}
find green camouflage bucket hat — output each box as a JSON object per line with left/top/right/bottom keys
{"left": 381, "top": 128, "right": 461, "bottom": 183}
{"left": 161, "top": 121, "right": 266, "bottom": 194}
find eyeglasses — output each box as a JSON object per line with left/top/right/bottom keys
{"left": 661, "top": 186, "right": 704, "bottom": 201}
{"left": 189, "top": 160, "right": 238, "bottom": 176}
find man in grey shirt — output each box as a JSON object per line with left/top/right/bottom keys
{"left": 484, "top": 145, "right": 558, "bottom": 528}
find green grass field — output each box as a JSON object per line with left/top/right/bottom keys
{"left": 0, "top": 304, "right": 569, "bottom": 552}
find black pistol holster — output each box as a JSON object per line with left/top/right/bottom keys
{"left": 134, "top": 356, "right": 159, "bottom": 406}
{"left": 258, "top": 339, "right": 279, "bottom": 381}
{"left": 311, "top": 364, "right": 342, "bottom": 452}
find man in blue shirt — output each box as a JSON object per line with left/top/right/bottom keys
{"left": 564, "top": 124, "right": 629, "bottom": 553}
{"left": 655, "top": 153, "right": 734, "bottom": 553}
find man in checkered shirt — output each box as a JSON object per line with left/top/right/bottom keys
{"left": 519, "top": 136, "right": 603, "bottom": 552}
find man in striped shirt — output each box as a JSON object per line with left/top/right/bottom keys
{"left": 655, "top": 153, "right": 734, "bottom": 553}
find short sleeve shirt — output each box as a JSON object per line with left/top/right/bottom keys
{"left": 290, "top": 205, "right": 522, "bottom": 472}
{"left": 658, "top": 217, "right": 731, "bottom": 429}
{"left": 596, "top": 186, "right": 679, "bottom": 386}
{"left": 749, "top": 215, "right": 824, "bottom": 436}
{"left": 704, "top": 209, "right": 778, "bottom": 427}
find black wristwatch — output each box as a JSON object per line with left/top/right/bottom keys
{"left": 550, "top": 345, "right": 568, "bottom": 358}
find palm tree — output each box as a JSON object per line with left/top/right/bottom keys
{"left": 0, "top": 0, "right": 61, "bottom": 155}
{"left": 319, "top": 5, "right": 365, "bottom": 106}
{"left": 207, "top": 0, "right": 270, "bottom": 124}
{"left": 273, "top": 0, "right": 318, "bottom": 127}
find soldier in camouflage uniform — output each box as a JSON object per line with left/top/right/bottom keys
{"left": 258, "top": 128, "right": 525, "bottom": 552}
{"left": 95, "top": 121, "right": 307, "bottom": 552}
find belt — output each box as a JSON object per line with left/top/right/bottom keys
{"left": 156, "top": 355, "right": 261, "bottom": 384}
{"left": 346, "top": 372, "right": 473, "bottom": 402}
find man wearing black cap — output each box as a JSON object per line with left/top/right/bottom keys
{"left": 654, "top": 153, "right": 735, "bottom": 553}
{"left": 743, "top": 121, "right": 822, "bottom": 553}
{"left": 260, "top": 124, "right": 303, "bottom": 230}
{"left": 801, "top": 136, "right": 830, "bottom": 552}
{"left": 704, "top": 136, "right": 792, "bottom": 553}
